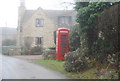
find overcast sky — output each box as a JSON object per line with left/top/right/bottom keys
{"left": 0, "top": 0, "right": 74, "bottom": 28}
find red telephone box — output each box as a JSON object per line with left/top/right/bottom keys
{"left": 56, "top": 28, "right": 70, "bottom": 60}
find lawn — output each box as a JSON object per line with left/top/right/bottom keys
{"left": 35, "top": 59, "right": 98, "bottom": 79}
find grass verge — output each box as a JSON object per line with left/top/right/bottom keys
{"left": 35, "top": 59, "right": 97, "bottom": 79}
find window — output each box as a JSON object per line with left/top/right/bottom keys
{"left": 58, "top": 16, "right": 71, "bottom": 25}
{"left": 35, "top": 37, "right": 43, "bottom": 45}
{"left": 36, "top": 18, "right": 44, "bottom": 27}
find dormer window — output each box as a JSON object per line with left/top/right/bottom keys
{"left": 36, "top": 18, "right": 44, "bottom": 27}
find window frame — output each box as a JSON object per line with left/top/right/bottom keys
{"left": 36, "top": 18, "right": 44, "bottom": 27}
{"left": 58, "top": 16, "right": 72, "bottom": 25}
{"left": 35, "top": 37, "right": 43, "bottom": 45}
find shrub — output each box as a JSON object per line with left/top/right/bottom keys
{"left": 42, "top": 49, "right": 56, "bottom": 60}
{"left": 98, "top": 70, "right": 119, "bottom": 79}
{"left": 107, "top": 53, "right": 119, "bottom": 68}
{"left": 30, "top": 46, "right": 43, "bottom": 55}
{"left": 2, "top": 46, "right": 9, "bottom": 55}
{"left": 75, "top": 2, "right": 119, "bottom": 71}
{"left": 64, "top": 48, "right": 88, "bottom": 72}
{"left": 21, "top": 46, "right": 43, "bottom": 55}
{"left": 69, "top": 25, "right": 80, "bottom": 51}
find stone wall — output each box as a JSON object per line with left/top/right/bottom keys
{"left": 2, "top": 46, "right": 19, "bottom": 56}
{"left": 21, "top": 9, "right": 57, "bottom": 48}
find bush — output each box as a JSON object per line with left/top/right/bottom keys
{"left": 2, "top": 46, "right": 9, "bottom": 55}
{"left": 64, "top": 48, "right": 88, "bottom": 72}
{"left": 30, "top": 46, "right": 43, "bottom": 55}
{"left": 69, "top": 25, "right": 80, "bottom": 51}
{"left": 98, "top": 70, "right": 119, "bottom": 79}
{"left": 21, "top": 46, "right": 43, "bottom": 55}
{"left": 75, "top": 2, "right": 119, "bottom": 70}
{"left": 107, "top": 53, "right": 119, "bottom": 68}
{"left": 42, "top": 49, "right": 56, "bottom": 60}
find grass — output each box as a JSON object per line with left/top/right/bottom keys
{"left": 35, "top": 59, "right": 98, "bottom": 79}
{"left": 34, "top": 59, "right": 118, "bottom": 79}
{"left": 36, "top": 60, "right": 65, "bottom": 72}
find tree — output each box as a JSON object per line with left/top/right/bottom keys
{"left": 74, "top": 2, "right": 119, "bottom": 63}
{"left": 64, "top": 2, "right": 119, "bottom": 73}
{"left": 74, "top": 2, "right": 89, "bottom": 11}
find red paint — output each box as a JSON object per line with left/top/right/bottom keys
{"left": 56, "top": 28, "right": 70, "bottom": 60}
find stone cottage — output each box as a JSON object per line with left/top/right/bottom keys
{"left": 17, "top": 0, "right": 77, "bottom": 50}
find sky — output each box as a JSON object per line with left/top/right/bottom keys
{"left": 0, "top": 0, "right": 74, "bottom": 28}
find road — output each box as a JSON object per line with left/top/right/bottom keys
{"left": 0, "top": 54, "right": 2, "bottom": 80}
{"left": 1, "top": 55, "right": 69, "bottom": 79}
